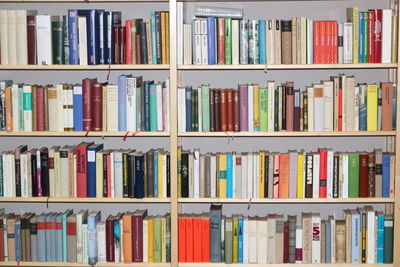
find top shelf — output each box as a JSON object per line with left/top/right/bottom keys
{"left": 0, "top": 0, "right": 168, "bottom": 2}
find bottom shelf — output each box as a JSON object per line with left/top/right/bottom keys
{"left": 180, "top": 264, "right": 393, "bottom": 267}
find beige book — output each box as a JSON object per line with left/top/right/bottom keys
{"left": 340, "top": 75, "right": 347, "bottom": 131}
{"left": 106, "top": 84, "right": 118, "bottom": 131}
{"left": 131, "top": 19, "right": 137, "bottom": 64}
{"left": 391, "top": 15, "right": 398, "bottom": 63}
{"left": 275, "top": 215, "right": 284, "bottom": 263}
{"left": 248, "top": 216, "right": 258, "bottom": 263}
{"left": 335, "top": 220, "right": 346, "bottom": 262}
{"left": 7, "top": 215, "right": 17, "bottom": 261}
{"left": 274, "top": 20, "right": 281, "bottom": 64}
{"left": 7, "top": 10, "right": 17, "bottom": 65}
{"left": 183, "top": 24, "right": 192, "bottom": 64}
{"left": 0, "top": 10, "right": 9, "bottom": 64}
{"left": 323, "top": 80, "right": 334, "bottom": 131}
{"left": 199, "top": 155, "right": 206, "bottom": 198}
{"left": 56, "top": 84, "right": 64, "bottom": 131}
{"left": 232, "top": 20, "right": 239, "bottom": 65}
{"left": 375, "top": 149, "right": 383, "bottom": 197}
{"left": 344, "top": 209, "right": 352, "bottom": 263}
{"left": 300, "top": 17, "right": 307, "bottom": 64}
{"left": 331, "top": 76, "right": 340, "bottom": 131}
{"left": 257, "top": 217, "right": 268, "bottom": 263}
{"left": 96, "top": 150, "right": 104, "bottom": 198}
{"left": 291, "top": 17, "right": 297, "bottom": 64}
{"left": 345, "top": 76, "right": 355, "bottom": 131}
{"left": 146, "top": 19, "right": 153, "bottom": 64}
{"left": 47, "top": 86, "right": 58, "bottom": 131}
{"left": 307, "top": 86, "right": 314, "bottom": 131}
{"left": 302, "top": 212, "right": 312, "bottom": 263}
{"left": 321, "top": 220, "right": 326, "bottom": 263}
{"left": 71, "top": 151, "right": 76, "bottom": 197}
{"left": 267, "top": 19, "right": 275, "bottom": 64}
{"left": 296, "top": 18, "right": 301, "bottom": 64}
{"left": 102, "top": 85, "right": 107, "bottom": 131}
{"left": 54, "top": 148, "right": 61, "bottom": 197}
{"left": 16, "top": 10, "right": 28, "bottom": 65}
{"left": 78, "top": 16, "right": 87, "bottom": 65}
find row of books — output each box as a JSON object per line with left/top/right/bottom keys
{"left": 178, "top": 76, "right": 396, "bottom": 132}
{"left": 180, "top": 7, "right": 397, "bottom": 65}
{"left": 0, "top": 9, "right": 170, "bottom": 65}
{"left": 0, "top": 77, "right": 170, "bottom": 132}
{"left": 178, "top": 149, "right": 394, "bottom": 199}
{"left": 0, "top": 209, "right": 171, "bottom": 264}
{"left": 178, "top": 205, "right": 394, "bottom": 264}
{"left": 0, "top": 144, "right": 170, "bottom": 198}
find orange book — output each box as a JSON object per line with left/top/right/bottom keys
{"left": 122, "top": 213, "right": 133, "bottom": 262}
{"left": 193, "top": 217, "right": 202, "bottom": 262}
{"left": 321, "top": 21, "right": 326, "bottom": 63}
{"left": 5, "top": 87, "right": 12, "bottom": 132}
{"left": 178, "top": 217, "right": 186, "bottom": 262}
{"left": 185, "top": 217, "right": 194, "bottom": 262}
{"left": 313, "top": 21, "right": 320, "bottom": 64}
{"left": 161, "top": 12, "right": 167, "bottom": 64}
{"left": 201, "top": 217, "right": 210, "bottom": 262}
{"left": 278, "top": 154, "right": 290, "bottom": 198}
{"left": 332, "top": 21, "right": 338, "bottom": 63}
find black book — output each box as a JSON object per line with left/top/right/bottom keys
{"left": 282, "top": 85, "right": 286, "bottom": 131}
{"left": 181, "top": 151, "right": 189, "bottom": 197}
{"left": 274, "top": 88, "right": 279, "bottom": 131}
{"left": 139, "top": 20, "right": 148, "bottom": 64}
{"left": 39, "top": 147, "right": 49, "bottom": 196}
{"left": 214, "top": 90, "right": 221, "bottom": 132}
{"left": 305, "top": 153, "right": 313, "bottom": 198}
{"left": 14, "top": 145, "right": 28, "bottom": 197}
{"left": 210, "top": 89, "right": 215, "bottom": 132}
{"left": 134, "top": 153, "right": 145, "bottom": 198}
{"left": 29, "top": 149, "right": 38, "bottom": 197}
{"left": 333, "top": 154, "right": 339, "bottom": 198}
{"left": 155, "top": 12, "right": 162, "bottom": 64}
{"left": 264, "top": 154, "right": 269, "bottom": 198}
{"left": 145, "top": 150, "right": 154, "bottom": 197}
{"left": 122, "top": 151, "right": 129, "bottom": 198}
{"left": 127, "top": 153, "right": 135, "bottom": 198}
{"left": 102, "top": 151, "right": 109, "bottom": 198}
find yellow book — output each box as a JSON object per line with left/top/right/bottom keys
{"left": 297, "top": 154, "right": 304, "bottom": 198}
{"left": 158, "top": 152, "right": 163, "bottom": 198}
{"left": 259, "top": 151, "right": 265, "bottom": 198}
{"left": 96, "top": 151, "right": 103, "bottom": 198}
{"left": 178, "top": 147, "right": 182, "bottom": 198}
{"left": 148, "top": 217, "right": 154, "bottom": 263}
{"left": 366, "top": 84, "right": 378, "bottom": 131}
{"left": 232, "top": 217, "right": 239, "bottom": 263}
{"left": 346, "top": 7, "right": 359, "bottom": 63}
{"left": 218, "top": 154, "right": 227, "bottom": 198}
{"left": 253, "top": 84, "right": 260, "bottom": 130}
{"left": 161, "top": 216, "right": 166, "bottom": 263}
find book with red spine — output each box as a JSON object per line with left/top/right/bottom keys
{"left": 372, "top": 9, "right": 383, "bottom": 63}
{"left": 233, "top": 89, "right": 240, "bottom": 132}
{"left": 82, "top": 78, "right": 97, "bottom": 131}
{"left": 226, "top": 89, "right": 234, "bottom": 131}
{"left": 76, "top": 141, "right": 94, "bottom": 197}
{"left": 220, "top": 89, "right": 228, "bottom": 131}
{"left": 217, "top": 18, "right": 225, "bottom": 64}
{"left": 106, "top": 216, "right": 115, "bottom": 262}
{"left": 368, "top": 11, "right": 374, "bottom": 63}
{"left": 293, "top": 89, "right": 300, "bottom": 131}
{"left": 359, "top": 154, "right": 369, "bottom": 197}
{"left": 132, "top": 210, "right": 147, "bottom": 262}
{"left": 185, "top": 217, "right": 194, "bottom": 262}
{"left": 193, "top": 217, "right": 202, "bottom": 262}
{"left": 36, "top": 86, "right": 46, "bottom": 131}
{"left": 0, "top": 215, "right": 4, "bottom": 261}
{"left": 320, "top": 21, "right": 326, "bottom": 63}
{"left": 283, "top": 221, "right": 289, "bottom": 263}
{"left": 326, "top": 21, "right": 332, "bottom": 64}
{"left": 319, "top": 149, "right": 327, "bottom": 198}
{"left": 125, "top": 20, "right": 132, "bottom": 65}
{"left": 178, "top": 217, "right": 186, "bottom": 262}
{"left": 201, "top": 217, "right": 210, "bottom": 262}
{"left": 332, "top": 21, "right": 338, "bottom": 63}
{"left": 313, "top": 21, "right": 320, "bottom": 64}
{"left": 285, "top": 82, "right": 294, "bottom": 131}
{"left": 27, "top": 15, "right": 37, "bottom": 65}
{"left": 91, "top": 83, "right": 103, "bottom": 131}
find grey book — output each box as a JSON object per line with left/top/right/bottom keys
{"left": 288, "top": 215, "right": 297, "bottom": 263}
{"left": 29, "top": 215, "right": 39, "bottom": 262}
{"left": 66, "top": 213, "right": 77, "bottom": 262}
{"left": 37, "top": 213, "right": 47, "bottom": 262}
{"left": 224, "top": 217, "right": 233, "bottom": 264}
{"left": 210, "top": 204, "right": 222, "bottom": 262}
{"left": 55, "top": 213, "right": 63, "bottom": 262}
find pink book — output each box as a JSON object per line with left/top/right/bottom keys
{"left": 285, "top": 82, "right": 294, "bottom": 131}
{"left": 273, "top": 154, "right": 280, "bottom": 198}
{"left": 289, "top": 151, "right": 298, "bottom": 199}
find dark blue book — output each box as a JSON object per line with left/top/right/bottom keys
{"left": 140, "top": 20, "right": 148, "bottom": 64}
{"left": 87, "top": 144, "right": 104, "bottom": 197}
{"left": 210, "top": 204, "right": 222, "bottom": 262}
{"left": 155, "top": 14, "right": 162, "bottom": 64}
{"left": 144, "top": 81, "right": 153, "bottom": 131}
{"left": 134, "top": 154, "right": 145, "bottom": 198}
{"left": 68, "top": 10, "right": 79, "bottom": 64}
{"left": 185, "top": 86, "right": 192, "bottom": 131}
{"left": 207, "top": 17, "right": 216, "bottom": 65}
{"left": 87, "top": 10, "right": 103, "bottom": 65}
{"left": 104, "top": 12, "right": 121, "bottom": 64}
{"left": 73, "top": 84, "right": 83, "bottom": 131}
{"left": 98, "top": 11, "right": 106, "bottom": 64}
{"left": 382, "top": 153, "right": 391, "bottom": 197}
{"left": 15, "top": 218, "right": 22, "bottom": 262}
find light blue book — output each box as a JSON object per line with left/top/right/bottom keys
{"left": 118, "top": 75, "right": 127, "bottom": 131}
{"left": 151, "top": 12, "right": 157, "bottom": 64}
{"left": 325, "top": 222, "right": 331, "bottom": 263}
{"left": 377, "top": 211, "right": 385, "bottom": 263}
{"left": 55, "top": 213, "right": 63, "bottom": 262}
{"left": 382, "top": 153, "right": 391, "bottom": 197}
{"left": 214, "top": 18, "right": 218, "bottom": 64}
{"left": 73, "top": 84, "right": 83, "bottom": 131}
{"left": 238, "top": 217, "right": 243, "bottom": 263}
{"left": 258, "top": 20, "right": 266, "bottom": 64}
{"left": 359, "top": 84, "right": 367, "bottom": 131}
{"left": 227, "top": 154, "right": 233, "bottom": 198}
{"left": 37, "top": 213, "right": 47, "bottom": 262}
{"left": 62, "top": 209, "right": 73, "bottom": 262}
{"left": 15, "top": 218, "right": 22, "bottom": 262}
{"left": 49, "top": 213, "right": 56, "bottom": 262}
{"left": 88, "top": 211, "right": 101, "bottom": 265}
{"left": 153, "top": 151, "right": 158, "bottom": 197}
{"left": 351, "top": 210, "right": 361, "bottom": 263}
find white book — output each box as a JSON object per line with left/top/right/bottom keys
{"left": 307, "top": 86, "right": 314, "bottom": 131}
{"left": 313, "top": 85, "right": 324, "bottom": 131}
{"left": 311, "top": 213, "right": 321, "bottom": 263}
{"left": 0, "top": 10, "right": 9, "bottom": 64}
{"left": 343, "top": 23, "right": 353, "bottom": 63}
{"left": 241, "top": 155, "right": 248, "bottom": 198}
{"left": 267, "top": 215, "right": 276, "bottom": 263}
{"left": 301, "top": 17, "right": 307, "bottom": 64}
{"left": 234, "top": 154, "right": 241, "bottom": 198}
{"left": 60, "top": 148, "right": 69, "bottom": 197}
{"left": 8, "top": 154, "right": 16, "bottom": 197}
{"left": 312, "top": 153, "right": 320, "bottom": 198}
{"left": 295, "top": 227, "right": 303, "bottom": 263}
{"left": 48, "top": 148, "right": 55, "bottom": 196}
{"left": 110, "top": 152, "right": 115, "bottom": 198}
{"left": 177, "top": 2, "right": 184, "bottom": 65}
{"left": 76, "top": 210, "right": 88, "bottom": 262}
{"left": 183, "top": 24, "right": 192, "bottom": 64}
{"left": 67, "top": 85, "right": 73, "bottom": 130}
{"left": 20, "top": 153, "right": 28, "bottom": 197}
{"left": 57, "top": 84, "right": 64, "bottom": 131}
{"left": 119, "top": 217, "right": 124, "bottom": 262}
{"left": 177, "top": 88, "right": 186, "bottom": 132}
{"left": 327, "top": 150, "right": 334, "bottom": 198}
{"left": 342, "top": 154, "right": 349, "bottom": 198}
{"left": 156, "top": 83, "right": 163, "bottom": 131}
{"left": 197, "top": 87, "right": 202, "bottom": 131}
{"left": 210, "top": 155, "right": 217, "bottom": 198}
{"left": 345, "top": 76, "right": 355, "bottom": 131}
{"left": 194, "top": 20, "right": 202, "bottom": 65}
{"left": 232, "top": 20, "right": 239, "bottom": 64}
{"left": 126, "top": 77, "right": 137, "bottom": 131}
{"left": 16, "top": 10, "right": 28, "bottom": 65}
{"left": 323, "top": 81, "right": 333, "bottom": 131}
{"left": 253, "top": 154, "right": 258, "bottom": 198}
{"left": 23, "top": 85, "right": 32, "bottom": 132}
{"left": 11, "top": 84, "right": 20, "bottom": 131}
{"left": 26, "top": 152, "right": 32, "bottom": 197}
{"left": 54, "top": 150, "right": 60, "bottom": 197}
{"left": 248, "top": 85, "right": 254, "bottom": 131}
{"left": 193, "top": 149, "right": 200, "bottom": 198}
{"left": 106, "top": 84, "right": 118, "bottom": 131}
{"left": 306, "top": 19, "right": 313, "bottom": 64}
{"left": 257, "top": 218, "right": 268, "bottom": 263}
{"left": 329, "top": 215, "right": 336, "bottom": 263}
{"left": 381, "top": 10, "right": 392, "bottom": 63}
{"left": 365, "top": 206, "right": 376, "bottom": 263}
{"left": 96, "top": 222, "right": 106, "bottom": 263}
{"left": 82, "top": 223, "right": 88, "bottom": 263}
{"left": 162, "top": 154, "right": 167, "bottom": 198}
{"left": 338, "top": 23, "right": 344, "bottom": 64}
{"left": 200, "top": 19, "right": 208, "bottom": 65}
{"left": 248, "top": 217, "right": 257, "bottom": 263}
{"left": 267, "top": 19, "right": 275, "bottom": 64}
{"left": 247, "top": 154, "right": 253, "bottom": 198}
{"left": 267, "top": 81, "right": 275, "bottom": 131}
{"left": 143, "top": 218, "right": 149, "bottom": 262}
{"left": 7, "top": 10, "right": 17, "bottom": 65}
{"left": 165, "top": 79, "right": 170, "bottom": 132}
{"left": 274, "top": 20, "right": 281, "bottom": 64}
{"left": 36, "top": 15, "right": 52, "bottom": 65}
{"left": 243, "top": 217, "right": 249, "bottom": 263}
{"left": 78, "top": 16, "right": 87, "bottom": 65}
{"left": 113, "top": 151, "right": 123, "bottom": 198}
{"left": 232, "top": 154, "right": 236, "bottom": 198}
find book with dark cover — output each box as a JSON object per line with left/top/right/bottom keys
{"left": 104, "top": 12, "right": 121, "bottom": 64}
{"left": 105, "top": 215, "right": 115, "bottom": 262}
{"left": 305, "top": 153, "right": 313, "bottom": 198}
{"left": 52, "top": 16, "right": 64, "bottom": 64}
{"left": 98, "top": 11, "right": 105, "bottom": 64}
{"left": 367, "top": 153, "right": 376, "bottom": 197}
{"left": 181, "top": 151, "right": 189, "bottom": 197}
{"left": 383, "top": 215, "right": 393, "bottom": 263}
{"left": 192, "top": 88, "right": 199, "bottom": 131}
{"left": 135, "top": 153, "right": 145, "bottom": 199}
{"left": 333, "top": 154, "right": 339, "bottom": 198}
{"left": 143, "top": 81, "right": 153, "bottom": 131}
{"left": 185, "top": 86, "right": 192, "bottom": 132}
{"left": 68, "top": 10, "right": 79, "bottom": 64}
{"left": 145, "top": 150, "right": 154, "bottom": 197}
{"left": 220, "top": 89, "right": 227, "bottom": 131}
{"left": 281, "top": 20, "right": 292, "bottom": 64}
{"left": 30, "top": 215, "right": 38, "bottom": 262}
{"left": 281, "top": 85, "right": 286, "bottom": 131}
{"left": 132, "top": 210, "right": 148, "bottom": 262}
{"left": 139, "top": 20, "right": 148, "bottom": 64}
{"left": 167, "top": 154, "right": 170, "bottom": 197}
{"left": 102, "top": 151, "right": 109, "bottom": 198}
{"left": 119, "top": 26, "right": 126, "bottom": 64}
{"left": 124, "top": 152, "right": 131, "bottom": 198}
{"left": 288, "top": 215, "right": 296, "bottom": 263}
{"left": 303, "top": 92, "right": 308, "bottom": 131}
{"left": 27, "top": 15, "right": 37, "bottom": 64}
{"left": 209, "top": 204, "right": 222, "bottom": 262}
{"left": 87, "top": 143, "right": 103, "bottom": 197}
{"left": 233, "top": 89, "right": 240, "bottom": 132}
{"left": 264, "top": 154, "right": 269, "bottom": 197}
{"left": 63, "top": 15, "right": 69, "bottom": 64}
{"left": 29, "top": 149, "right": 38, "bottom": 197}
{"left": 293, "top": 89, "right": 300, "bottom": 131}
{"left": 39, "top": 147, "right": 49, "bottom": 196}
{"left": 226, "top": 89, "right": 233, "bottom": 131}
{"left": 82, "top": 78, "right": 97, "bottom": 131}
{"left": 274, "top": 87, "right": 280, "bottom": 131}
{"left": 214, "top": 90, "right": 221, "bottom": 131}
{"left": 91, "top": 83, "right": 103, "bottom": 131}
{"left": 14, "top": 145, "right": 28, "bottom": 197}
{"left": 210, "top": 89, "right": 215, "bottom": 132}
{"left": 76, "top": 142, "right": 94, "bottom": 197}
{"left": 285, "top": 82, "right": 294, "bottom": 131}
{"left": 88, "top": 10, "right": 102, "bottom": 65}
{"left": 283, "top": 221, "right": 289, "bottom": 263}
{"left": 359, "top": 154, "right": 368, "bottom": 197}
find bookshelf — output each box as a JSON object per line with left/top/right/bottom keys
{"left": 0, "top": 0, "right": 399, "bottom": 266}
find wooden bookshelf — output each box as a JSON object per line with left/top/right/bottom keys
{"left": 0, "top": 131, "right": 169, "bottom": 137}
{"left": 0, "top": 197, "right": 170, "bottom": 203}
{"left": 0, "top": 64, "right": 169, "bottom": 70}
{"left": 178, "top": 131, "right": 396, "bottom": 137}
{"left": 178, "top": 198, "right": 395, "bottom": 204}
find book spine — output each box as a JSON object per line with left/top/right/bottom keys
{"left": 239, "top": 20, "right": 248, "bottom": 64}
{"left": 68, "top": 10, "right": 79, "bottom": 64}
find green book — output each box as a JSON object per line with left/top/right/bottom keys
{"left": 259, "top": 88, "right": 268, "bottom": 131}
{"left": 201, "top": 85, "right": 210, "bottom": 132}
{"left": 165, "top": 215, "right": 171, "bottom": 262}
{"left": 383, "top": 215, "right": 394, "bottom": 263}
{"left": 192, "top": 88, "right": 198, "bottom": 131}
{"left": 136, "top": 87, "right": 142, "bottom": 130}
{"left": 224, "top": 217, "right": 233, "bottom": 264}
{"left": 274, "top": 87, "right": 279, "bottom": 131}
{"left": 154, "top": 217, "right": 162, "bottom": 262}
{"left": 232, "top": 217, "right": 239, "bottom": 263}
{"left": 363, "top": 12, "right": 368, "bottom": 63}
{"left": 224, "top": 18, "right": 232, "bottom": 64}
{"left": 149, "top": 84, "right": 158, "bottom": 131}
{"left": 52, "top": 17, "right": 64, "bottom": 65}
{"left": 18, "top": 85, "right": 24, "bottom": 131}
{"left": 348, "top": 153, "right": 360, "bottom": 197}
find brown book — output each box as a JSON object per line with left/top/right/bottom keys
{"left": 293, "top": 88, "right": 300, "bottom": 131}
{"left": 375, "top": 149, "right": 383, "bottom": 197}
{"left": 114, "top": 26, "right": 120, "bottom": 64}
{"left": 44, "top": 86, "right": 49, "bottom": 131}
{"left": 302, "top": 212, "right": 312, "bottom": 263}
{"left": 275, "top": 215, "right": 284, "bottom": 263}
{"left": 210, "top": 89, "right": 215, "bottom": 132}
{"left": 36, "top": 86, "right": 46, "bottom": 131}
{"left": 82, "top": 78, "right": 97, "bottom": 131}
{"left": 214, "top": 90, "right": 221, "bottom": 131}
{"left": 106, "top": 215, "right": 115, "bottom": 262}
{"left": 233, "top": 89, "right": 240, "bottom": 132}
{"left": 381, "top": 82, "right": 393, "bottom": 131}
{"left": 220, "top": 89, "right": 227, "bottom": 131}
{"left": 27, "top": 15, "right": 37, "bottom": 65}
{"left": 132, "top": 209, "right": 148, "bottom": 262}
{"left": 7, "top": 215, "right": 17, "bottom": 261}
{"left": 131, "top": 19, "right": 137, "bottom": 64}
{"left": 226, "top": 89, "right": 233, "bottom": 131}
{"left": 367, "top": 153, "right": 376, "bottom": 197}
{"left": 285, "top": 82, "right": 294, "bottom": 131}
{"left": 165, "top": 12, "right": 170, "bottom": 64}
{"left": 359, "top": 154, "right": 368, "bottom": 197}
{"left": 321, "top": 220, "right": 326, "bottom": 263}
{"left": 120, "top": 26, "right": 126, "bottom": 64}
{"left": 344, "top": 209, "right": 352, "bottom": 263}
{"left": 283, "top": 221, "right": 289, "bottom": 263}
{"left": 281, "top": 20, "right": 292, "bottom": 64}
{"left": 161, "top": 12, "right": 167, "bottom": 64}
{"left": 92, "top": 83, "right": 103, "bottom": 131}
{"left": 122, "top": 212, "right": 134, "bottom": 262}
{"left": 335, "top": 220, "right": 346, "bottom": 263}
{"left": 4, "top": 87, "right": 12, "bottom": 131}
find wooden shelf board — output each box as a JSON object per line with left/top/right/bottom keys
{"left": 0, "top": 131, "right": 169, "bottom": 137}
{"left": 178, "top": 63, "right": 397, "bottom": 70}
{"left": 179, "top": 198, "right": 395, "bottom": 203}
{"left": 180, "top": 264, "right": 392, "bottom": 267}
{"left": 178, "top": 131, "right": 396, "bottom": 137}
{"left": 0, "top": 64, "right": 169, "bottom": 70}
{"left": 0, "top": 262, "right": 169, "bottom": 266}
{"left": 0, "top": 197, "right": 170, "bottom": 203}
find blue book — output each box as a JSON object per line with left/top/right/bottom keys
{"left": 87, "top": 10, "right": 102, "bottom": 65}
{"left": 55, "top": 213, "right": 63, "bottom": 262}
{"left": 68, "top": 10, "right": 79, "bottom": 64}
{"left": 207, "top": 17, "right": 216, "bottom": 65}
{"left": 351, "top": 210, "right": 361, "bottom": 263}
{"left": 15, "top": 218, "right": 22, "bottom": 262}
{"left": 62, "top": 210, "right": 73, "bottom": 262}
{"left": 377, "top": 212, "right": 385, "bottom": 263}
{"left": 134, "top": 155, "right": 145, "bottom": 198}
{"left": 144, "top": 81, "right": 153, "bottom": 131}
{"left": 118, "top": 75, "right": 127, "bottom": 131}
{"left": 49, "top": 213, "right": 56, "bottom": 262}
{"left": 87, "top": 143, "right": 104, "bottom": 197}
{"left": 227, "top": 154, "right": 233, "bottom": 198}
{"left": 98, "top": 11, "right": 106, "bottom": 64}
{"left": 382, "top": 153, "right": 391, "bottom": 197}
{"left": 238, "top": 218, "right": 243, "bottom": 263}
{"left": 359, "top": 84, "right": 367, "bottom": 131}
{"left": 88, "top": 211, "right": 101, "bottom": 265}
{"left": 185, "top": 86, "right": 192, "bottom": 131}
{"left": 73, "top": 84, "right": 83, "bottom": 131}
{"left": 259, "top": 20, "right": 266, "bottom": 64}
{"left": 151, "top": 12, "right": 157, "bottom": 64}
{"left": 358, "top": 12, "right": 364, "bottom": 63}
{"left": 104, "top": 12, "right": 121, "bottom": 64}
{"left": 325, "top": 222, "right": 331, "bottom": 263}
{"left": 153, "top": 151, "right": 158, "bottom": 197}
{"left": 37, "top": 214, "right": 47, "bottom": 262}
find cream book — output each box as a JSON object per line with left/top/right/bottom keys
{"left": 47, "top": 86, "right": 58, "bottom": 131}
{"left": 56, "top": 84, "right": 64, "bottom": 132}
{"left": 36, "top": 15, "right": 53, "bottom": 65}
{"left": 0, "top": 10, "right": 9, "bottom": 64}
{"left": 307, "top": 86, "right": 314, "bottom": 131}
{"left": 78, "top": 16, "right": 87, "bottom": 65}
{"left": 16, "top": 10, "right": 31, "bottom": 65}
{"left": 7, "top": 10, "right": 17, "bottom": 65}
{"left": 311, "top": 213, "right": 321, "bottom": 263}
{"left": 106, "top": 84, "right": 118, "bottom": 131}
{"left": 267, "top": 19, "right": 275, "bottom": 64}
{"left": 257, "top": 217, "right": 268, "bottom": 263}
{"left": 183, "top": 24, "right": 192, "bottom": 64}
{"left": 248, "top": 217, "right": 257, "bottom": 263}
{"left": 232, "top": 20, "right": 239, "bottom": 65}
{"left": 322, "top": 81, "right": 333, "bottom": 131}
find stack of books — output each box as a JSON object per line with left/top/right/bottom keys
{"left": 178, "top": 76, "right": 396, "bottom": 132}
{"left": 0, "top": 144, "right": 170, "bottom": 198}
{"left": 0, "top": 209, "right": 171, "bottom": 264}
{"left": 0, "top": 9, "right": 170, "bottom": 65}
{"left": 0, "top": 77, "right": 170, "bottom": 132}
{"left": 178, "top": 204, "right": 394, "bottom": 264}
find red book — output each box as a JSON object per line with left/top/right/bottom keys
{"left": 233, "top": 89, "right": 240, "bottom": 132}
{"left": 326, "top": 21, "right": 332, "bottom": 64}
{"left": 185, "top": 217, "right": 194, "bottom": 262}
{"left": 76, "top": 141, "right": 94, "bottom": 197}
{"left": 226, "top": 89, "right": 234, "bottom": 131}
{"left": 27, "top": 15, "right": 37, "bottom": 65}
{"left": 136, "top": 34, "right": 141, "bottom": 64}
{"left": 178, "top": 217, "right": 187, "bottom": 262}
{"left": 106, "top": 216, "right": 115, "bottom": 262}
{"left": 82, "top": 78, "right": 97, "bottom": 131}
{"left": 320, "top": 21, "right": 326, "bottom": 63}
{"left": 125, "top": 20, "right": 132, "bottom": 64}
{"left": 368, "top": 11, "right": 374, "bottom": 63}
{"left": 114, "top": 26, "right": 120, "bottom": 64}
{"left": 313, "top": 21, "right": 320, "bottom": 64}
{"left": 319, "top": 149, "right": 327, "bottom": 198}
{"left": 119, "top": 26, "right": 126, "bottom": 64}
{"left": 91, "top": 83, "right": 103, "bottom": 131}
{"left": 285, "top": 82, "right": 294, "bottom": 131}
{"left": 214, "top": 90, "right": 221, "bottom": 131}
{"left": 359, "top": 154, "right": 369, "bottom": 197}
{"left": 373, "top": 9, "right": 383, "bottom": 63}
{"left": 201, "top": 218, "right": 210, "bottom": 262}
{"left": 36, "top": 86, "right": 46, "bottom": 131}
{"left": 293, "top": 89, "right": 300, "bottom": 131}
{"left": 132, "top": 210, "right": 147, "bottom": 262}
{"left": 193, "top": 218, "right": 202, "bottom": 262}
{"left": 220, "top": 89, "right": 228, "bottom": 131}
{"left": 283, "top": 221, "right": 289, "bottom": 263}
{"left": 332, "top": 21, "right": 338, "bottom": 63}
{"left": 0, "top": 217, "right": 4, "bottom": 261}
{"left": 217, "top": 18, "right": 225, "bottom": 64}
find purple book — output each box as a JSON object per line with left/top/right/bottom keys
{"left": 36, "top": 150, "right": 42, "bottom": 196}
{"left": 289, "top": 151, "right": 297, "bottom": 198}
{"left": 239, "top": 84, "right": 248, "bottom": 131}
